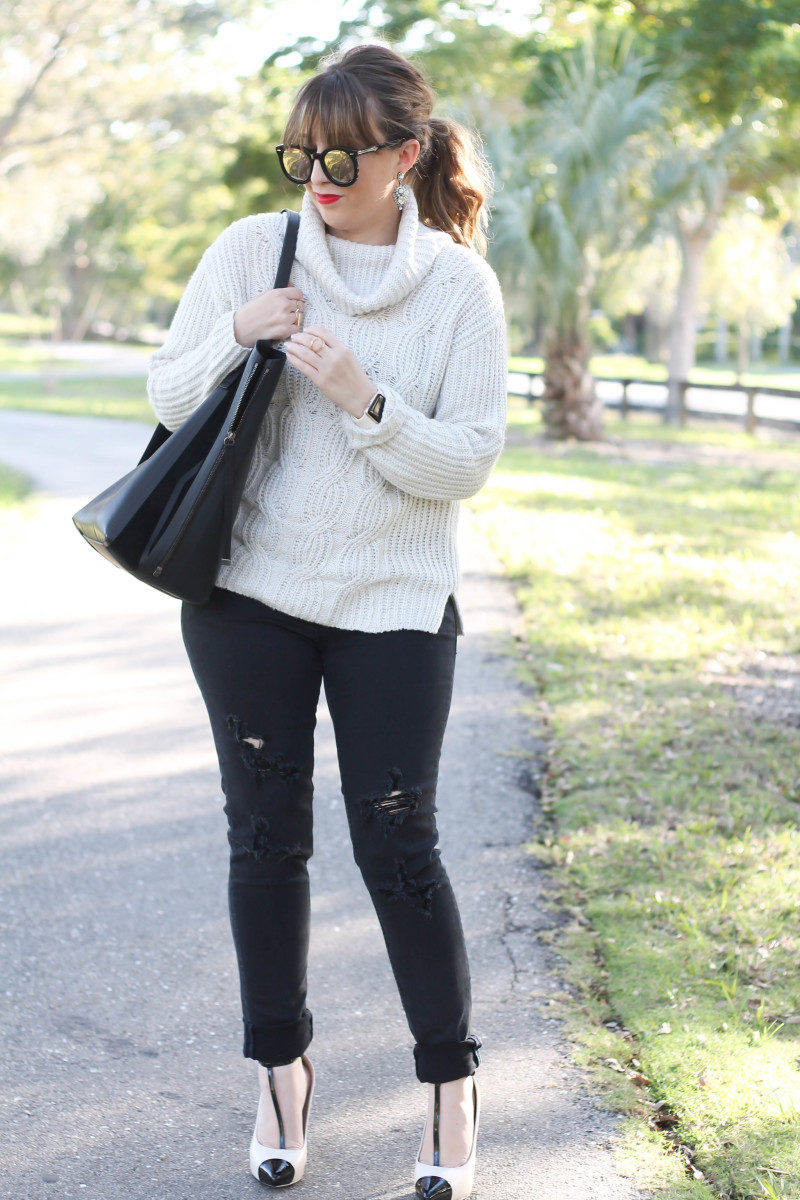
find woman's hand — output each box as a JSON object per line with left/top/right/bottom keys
{"left": 233, "top": 287, "right": 305, "bottom": 348}
{"left": 284, "top": 327, "right": 377, "bottom": 418}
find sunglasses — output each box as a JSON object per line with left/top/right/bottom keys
{"left": 275, "top": 139, "right": 407, "bottom": 187}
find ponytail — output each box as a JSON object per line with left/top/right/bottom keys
{"left": 413, "top": 116, "right": 493, "bottom": 256}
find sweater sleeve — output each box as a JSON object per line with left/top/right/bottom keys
{"left": 145, "top": 220, "right": 261, "bottom": 432}
{"left": 339, "top": 259, "right": 508, "bottom": 501}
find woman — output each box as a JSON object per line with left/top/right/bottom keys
{"left": 146, "top": 40, "right": 507, "bottom": 1199}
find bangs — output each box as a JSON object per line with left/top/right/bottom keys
{"left": 282, "top": 70, "right": 384, "bottom": 148}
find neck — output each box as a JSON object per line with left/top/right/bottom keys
{"left": 324, "top": 202, "right": 402, "bottom": 247}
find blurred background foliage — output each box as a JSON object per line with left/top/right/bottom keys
{"left": 2, "top": 0, "right": 800, "bottom": 434}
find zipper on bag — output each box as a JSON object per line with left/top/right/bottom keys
{"left": 220, "top": 431, "right": 236, "bottom": 563}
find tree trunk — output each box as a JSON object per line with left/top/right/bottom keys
{"left": 736, "top": 320, "right": 750, "bottom": 378}
{"left": 9, "top": 278, "right": 34, "bottom": 319}
{"left": 714, "top": 316, "right": 728, "bottom": 363}
{"left": 49, "top": 302, "right": 63, "bottom": 342}
{"left": 778, "top": 317, "right": 791, "bottom": 365}
{"left": 665, "top": 226, "right": 709, "bottom": 424}
{"left": 622, "top": 312, "right": 637, "bottom": 353}
{"left": 541, "top": 329, "right": 603, "bottom": 440}
{"left": 68, "top": 279, "right": 106, "bottom": 341}
{"left": 643, "top": 306, "right": 668, "bottom": 364}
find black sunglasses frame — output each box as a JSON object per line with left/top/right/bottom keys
{"left": 275, "top": 139, "right": 408, "bottom": 187}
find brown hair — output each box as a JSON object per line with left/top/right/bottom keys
{"left": 281, "top": 41, "right": 493, "bottom": 255}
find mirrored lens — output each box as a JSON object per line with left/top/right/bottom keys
{"left": 323, "top": 149, "right": 356, "bottom": 184}
{"left": 282, "top": 146, "right": 312, "bottom": 181}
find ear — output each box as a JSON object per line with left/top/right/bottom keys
{"left": 398, "top": 138, "right": 420, "bottom": 174}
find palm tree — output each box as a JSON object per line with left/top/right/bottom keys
{"left": 647, "top": 118, "right": 765, "bottom": 422}
{"left": 490, "top": 22, "right": 670, "bottom": 440}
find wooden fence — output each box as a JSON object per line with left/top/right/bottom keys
{"left": 507, "top": 370, "right": 800, "bottom": 433}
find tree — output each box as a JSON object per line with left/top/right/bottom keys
{"left": 530, "top": 1, "right": 800, "bottom": 418}
{"left": 0, "top": 0, "right": 265, "bottom": 336}
{"left": 494, "top": 22, "right": 670, "bottom": 439}
{"left": 649, "top": 116, "right": 765, "bottom": 417}
{"left": 600, "top": 233, "right": 682, "bottom": 363}
{"left": 701, "top": 205, "right": 800, "bottom": 376}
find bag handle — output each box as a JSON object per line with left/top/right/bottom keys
{"left": 274, "top": 208, "right": 300, "bottom": 290}
{"left": 141, "top": 207, "right": 301, "bottom": 460}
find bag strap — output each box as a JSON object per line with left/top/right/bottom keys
{"left": 274, "top": 208, "right": 300, "bottom": 289}
{"left": 141, "top": 208, "right": 300, "bottom": 457}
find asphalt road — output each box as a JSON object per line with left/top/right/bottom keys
{"left": 0, "top": 410, "right": 652, "bottom": 1200}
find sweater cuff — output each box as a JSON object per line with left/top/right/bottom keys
{"left": 221, "top": 308, "right": 252, "bottom": 365}
{"left": 342, "top": 386, "right": 407, "bottom": 446}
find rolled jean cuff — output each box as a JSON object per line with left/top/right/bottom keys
{"left": 413, "top": 1032, "right": 483, "bottom": 1083}
{"left": 243, "top": 1008, "right": 313, "bottom": 1065}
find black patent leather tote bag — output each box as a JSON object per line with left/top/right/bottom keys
{"left": 72, "top": 208, "right": 300, "bottom": 604}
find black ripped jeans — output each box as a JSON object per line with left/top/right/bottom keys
{"left": 180, "top": 585, "right": 482, "bottom": 1084}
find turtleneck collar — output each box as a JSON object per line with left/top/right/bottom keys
{"left": 293, "top": 185, "right": 452, "bottom": 316}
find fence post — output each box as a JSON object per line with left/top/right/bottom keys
{"left": 621, "top": 379, "right": 629, "bottom": 420}
{"left": 528, "top": 373, "right": 535, "bottom": 407}
{"left": 678, "top": 380, "right": 688, "bottom": 427}
{"left": 745, "top": 387, "right": 757, "bottom": 434}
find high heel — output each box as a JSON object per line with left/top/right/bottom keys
{"left": 414, "top": 1075, "right": 481, "bottom": 1200}
{"left": 249, "top": 1053, "right": 315, "bottom": 1187}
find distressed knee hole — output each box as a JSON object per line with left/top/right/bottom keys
{"left": 226, "top": 714, "right": 299, "bottom": 782}
{"left": 359, "top": 767, "right": 425, "bottom": 836}
{"left": 229, "top": 813, "right": 304, "bottom": 863}
{"left": 378, "top": 853, "right": 445, "bottom": 919}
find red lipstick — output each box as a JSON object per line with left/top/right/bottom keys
{"left": 314, "top": 193, "right": 340, "bottom": 205}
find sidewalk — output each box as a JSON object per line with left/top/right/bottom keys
{"left": 0, "top": 410, "right": 651, "bottom": 1200}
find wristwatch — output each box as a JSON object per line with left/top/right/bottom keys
{"left": 360, "top": 390, "right": 385, "bottom": 423}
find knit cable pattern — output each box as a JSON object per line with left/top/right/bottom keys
{"left": 146, "top": 187, "right": 508, "bottom": 634}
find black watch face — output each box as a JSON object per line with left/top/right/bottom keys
{"left": 368, "top": 392, "right": 385, "bottom": 422}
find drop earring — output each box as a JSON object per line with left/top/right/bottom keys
{"left": 393, "top": 170, "right": 408, "bottom": 211}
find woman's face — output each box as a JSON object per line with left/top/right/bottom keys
{"left": 303, "top": 123, "right": 420, "bottom": 237}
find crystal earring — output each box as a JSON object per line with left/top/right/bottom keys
{"left": 393, "top": 170, "right": 408, "bottom": 212}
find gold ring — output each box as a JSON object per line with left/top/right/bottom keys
{"left": 310, "top": 336, "right": 324, "bottom": 353}
{"left": 294, "top": 308, "right": 302, "bottom": 326}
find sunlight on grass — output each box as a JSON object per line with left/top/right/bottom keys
{"left": 0, "top": 464, "right": 33, "bottom": 507}
{"left": 467, "top": 401, "right": 800, "bottom": 1196}
{"left": 0, "top": 375, "right": 154, "bottom": 422}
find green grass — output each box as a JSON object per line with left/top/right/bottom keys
{"left": 0, "top": 337, "right": 154, "bottom": 371}
{"left": 0, "top": 314, "right": 53, "bottom": 339}
{"left": 508, "top": 401, "right": 800, "bottom": 457}
{"left": 0, "top": 344, "right": 68, "bottom": 370}
{"left": 0, "top": 375, "right": 154, "bottom": 422}
{"left": 467, "top": 398, "right": 800, "bottom": 1199}
{"left": 0, "top": 463, "right": 33, "bottom": 506}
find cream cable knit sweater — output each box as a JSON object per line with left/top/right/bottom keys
{"left": 146, "top": 185, "right": 508, "bottom": 635}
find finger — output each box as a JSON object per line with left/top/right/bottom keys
{"left": 279, "top": 287, "right": 305, "bottom": 301}
{"left": 284, "top": 342, "right": 321, "bottom": 372}
{"left": 287, "top": 340, "right": 322, "bottom": 364}
{"left": 301, "top": 325, "right": 336, "bottom": 343}
{"left": 288, "top": 332, "right": 323, "bottom": 350}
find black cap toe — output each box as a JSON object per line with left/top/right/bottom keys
{"left": 415, "top": 1176, "right": 453, "bottom": 1200}
{"left": 257, "top": 1157, "right": 296, "bottom": 1186}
